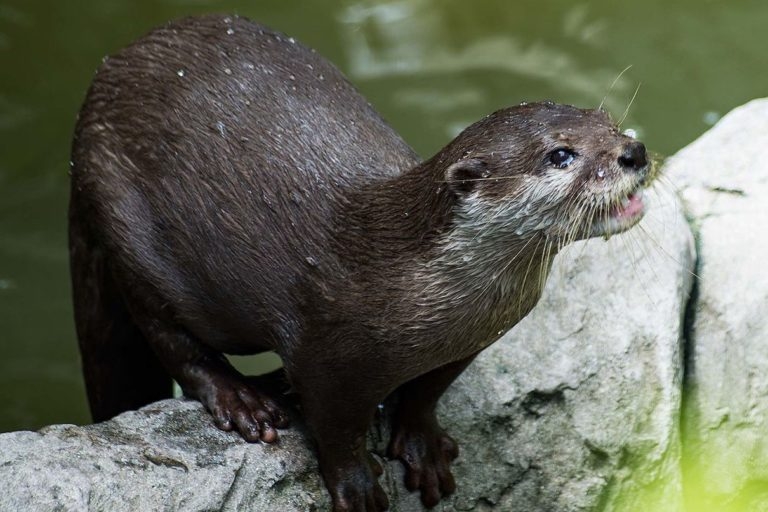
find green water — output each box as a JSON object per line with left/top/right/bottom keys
{"left": 0, "top": 0, "right": 766, "bottom": 432}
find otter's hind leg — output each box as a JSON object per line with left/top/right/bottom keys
{"left": 388, "top": 355, "right": 477, "bottom": 508}
{"left": 69, "top": 209, "right": 172, "bottom": 421}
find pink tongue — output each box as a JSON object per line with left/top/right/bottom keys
{"left": 616, "top": 193, "right": 644, "bottom": 218}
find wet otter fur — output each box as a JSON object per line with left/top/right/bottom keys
{"left": 69, "top": 14, "right": 650, "bottom": 512}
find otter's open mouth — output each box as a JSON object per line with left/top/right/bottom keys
{"left": 609, "top": 189, "right": 645, "bottom": 220}
{"left": 599, "top": 187, "right": 646, "bottom": 238}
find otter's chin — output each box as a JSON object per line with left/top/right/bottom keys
{"left": 593, "top": 188, "right": 646, "bottom": 239}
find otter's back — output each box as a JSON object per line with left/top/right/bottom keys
{"left": 75, "top": 14, "right": 417, "bottom": 205}
{"left": 70, "top": 15, "right": 418, "bottom": 345}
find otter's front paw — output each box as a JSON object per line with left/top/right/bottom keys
{"left": 323, "top": 456, "right": 389, "bottom": 512}
{"left": 388, "top": 421, "right": 459, "bottom": 508}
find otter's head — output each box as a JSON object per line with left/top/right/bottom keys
{"left": 443, "top": 101, "right": 650, "bottom": 243}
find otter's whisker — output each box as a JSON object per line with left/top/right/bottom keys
{"left": 500, "top": 233, "right": 539, "bottom": 277}
{"left": 516, "top": 236, "right": 545, "bottom": 315}
{"left": 618, "top": 229, "right": 658, "bottom": 308}
{"left": 538, "top": 238, "right": 555, "bottom": 295}
{"left": 634, "top": 223, "right": 702, "bottom": 281}
{"left": 599, "top": 64, "right": 633, "bottom": 112}
{"left": 628, "top": 228, "right": 659, "bottom": 282}
{"left": 438, "top": 175, "right": 520, "bottom": 184}
{"left": 618, "top": 82, "right": 642, "bottom": 127}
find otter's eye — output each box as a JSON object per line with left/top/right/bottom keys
{"left": 549, "top": 148, "right": 575, "bottom": 169}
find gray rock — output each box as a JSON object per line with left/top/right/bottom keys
{"left": 0, "top": 126, "right": 698, "bottom": 512}
{"left": 671, "top": 98, "right": 768, "bottom": 511}
{"left": 0, "top": 401, "right": 329, "bottom": 512}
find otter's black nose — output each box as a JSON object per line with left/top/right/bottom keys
{"left": 618, "top": 141, "right": 647, "bottom": 171}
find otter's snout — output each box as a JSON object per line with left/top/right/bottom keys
{"left": 618, "top": 141, "right": 647, "bottom": 171}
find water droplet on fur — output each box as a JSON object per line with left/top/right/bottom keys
{"left": 245, "top": 62, "right": 255, "bottom": 70}
{"left": 481, "top": 170, "right": 491, "bottom": 178}
{"left": 318, "top": 74, "right": 325, "bottom": 81}
{"left": 176, "top": 69, "right": 185, "bottom": 77}
{"left": 289, "top": 74, "right": 296, "bottom": 81}
{"left": 244, "top": 99, "right": 251, "bottom": 106}
{"left": 519, "top": 101, "right": 528, "bottom": 106}
{"left": 497, "top": 330, "right": 504, "bottom": 336}
{"left": 597, "top": 169, "right": 606, "bottom": 179}
{"left": 216, "top": 121, "right": 226, "bottom": 136}
{"left": 514, "top": 228, "right": 524, "bottom": 235}
{"left": 226, "top": 28, "right": 235, "bottom": 35}
{"left": 288, "top": 37, "right": 296, "bottom": 44}
{"left": 224, "top": 68, "right": 232, "bottom": 75}
{"left": 305, "top": 256, "right": 318, "bottom": 267}
{"left": 622, "top": 128, "right": 637, "bottom": 139}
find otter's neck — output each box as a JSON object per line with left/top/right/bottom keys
{"left": 420, "top": 223, "right": 558, "bottom": 335}
{"left": 340, "top": 157, "right": 457, "bottom": 259}
{"left": 341, "top": 155, "right": 561, "bottom": 352}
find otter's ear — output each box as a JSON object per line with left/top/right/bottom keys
{"left": 445, "top": 158, "right": 488, "bottom": 195}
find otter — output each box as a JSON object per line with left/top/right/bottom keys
{"left": 69, "top": 14, "right": 650, "bottom": 512}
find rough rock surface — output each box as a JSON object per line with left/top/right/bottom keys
{"left": 0, "top": 126, "right": 702, "bottom": 511}
{"left": 0, "top": 401, "right": 331, "bottom": 511}
{"left": 670, "top": 98, "right": 768, "bottom": 512}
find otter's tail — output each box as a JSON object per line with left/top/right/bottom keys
{"left": 69, "top": 202, "right": 172, "bottom": 422}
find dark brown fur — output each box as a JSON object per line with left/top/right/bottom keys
{"left": 70, "top": 15, "right": 648, "bottom": 512}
